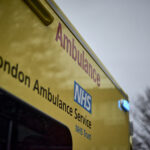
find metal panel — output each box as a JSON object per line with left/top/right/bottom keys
{"left": 46, "top": 0, "right": 128, "bottom": 99}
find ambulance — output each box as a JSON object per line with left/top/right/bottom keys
{"left": 0, "top": 0, "right": 130, "bottom": 149}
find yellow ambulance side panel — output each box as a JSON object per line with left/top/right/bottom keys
{"left": 0, "top": 0, "right": 130, "bottom": 149}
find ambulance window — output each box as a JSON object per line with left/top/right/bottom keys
{"left": 0, "top": 117, "right": 9, "bottom": 150}
{"left": 0, "top": 89, "right": 72, "bottom": 150}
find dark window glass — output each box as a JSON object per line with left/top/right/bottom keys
{"left": 0, "top": 89, "right": 72, "bottom": 150}
{"left": 0, "top": 117, "right": 9, "bottom": 150}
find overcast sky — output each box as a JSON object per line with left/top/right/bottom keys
{"left": 54, "top": 0, "right": 150, "bottom": 100}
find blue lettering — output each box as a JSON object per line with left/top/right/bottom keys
{"left": 74, "top": 81, "right": 92, "bottom": 113}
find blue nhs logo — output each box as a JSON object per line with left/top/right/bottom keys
{"left": 74, "top": 81, "right": 92, "bottom": 114}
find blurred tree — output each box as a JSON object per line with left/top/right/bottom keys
{"left": 131, "top": 88, "right": 150, "bottom": 150}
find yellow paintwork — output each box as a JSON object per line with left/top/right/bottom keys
{"left": 0, "top": 0, "right": 130, "bottom": 149}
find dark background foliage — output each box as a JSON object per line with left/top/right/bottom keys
{"left": 131, "top": 88, "right": 150, "bottom": 150}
